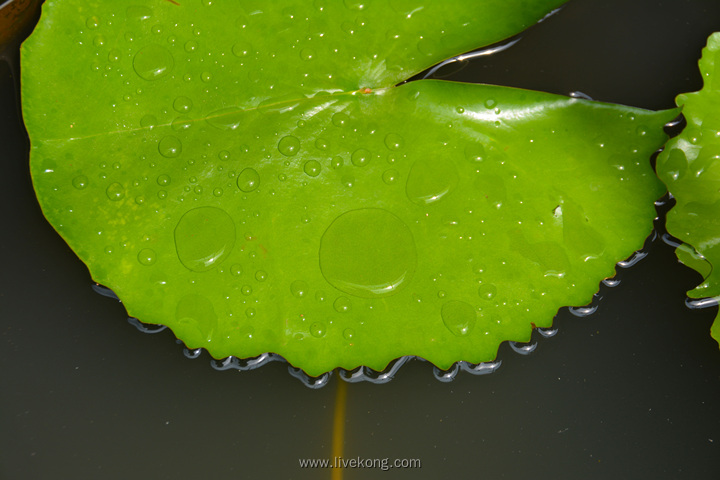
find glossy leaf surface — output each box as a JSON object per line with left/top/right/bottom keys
{"left": 22, "top": 0, "right": 675, "bottom": 375}
{"left": 656, "top": 32, "right": 720, "bottom": 346}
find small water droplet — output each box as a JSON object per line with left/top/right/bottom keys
{"left": 232, "top": 42, "right": 252, "bottom": 57}
{"left": 106, "top": 183, "right": 125, "bottom": 201}
{"left": 137, "top": 248, "right": 157, "bottom": 266}
{"left": 127, "top": 6, "right": 152, "bottom": 21}
{"left": 382, "top": 169, "right": 399, "bottom": 185}
{"left": 201, "top": 72, "right": 213, "bottom": 83}
{"left": 255, "top": 270, "right": 268, "bottom": 282}
{"left": 333, "top": 296, "right": 351, "bottom": 313}
{"left": 72, "top": 175, "right": 89, "bottom": 189}
{"left": 456, "top": 106, "right": 465, "bottom": 114}
{"left": 231, "top": 264, "right": 243, "bottom": 276}
{"left": 300, "top": 48, "right": 315, "bottom": 61}
{"left": 351, "top": 148, "right": 371, "bottom": 167}
{"left": 174, "top": 207, "right": 236, "bottom": 272}
{"left": 245, "top": 307, "right": 256, "bottom": 318}
{"left": 437, "top": 290, "right": 446, "bottom": 298}
{"left": 236, "top": 168, "right": 260, "bottom": 192}
{"left": 158, "top": 136, "right": 182, "bottom": 158}
{"left": 406, "top": 158, "right": 459, "bottom": 205}
{"left": 384, "top": 133, "right": 404, "bottom": 151}
{"left": 290, "top": 280, "right": 308, "bottom": 298}
{"left": 157, "top": 174, "right": 171, "bottom": 186}
{"left": 108, "top": 49, "right": 121, "bottom": 62}
{"left": 464, "top": 144, "right": 485, "bottom": 163}
{"left": 133, "top": 45, "right": 174, "bottom": 81}
{"left": 484, "top": 98, "right": 496, "bottom": 109}
{"left": 241, "top": 285, "right": 253, "bottom": 296}
{"left": 213, "top": 188, "right": 223, "bottom": 197}
{"left": 315, "top": 138, "right": 329, "bottom": 151}
{"left": 140, "top": 115, "right": 157, "bottom": 128}
{"left": 93, "top": 35, "right": 106, "bottom": 47}
{"left": 330, "top": 156, "right": 344, "bottom": 169}
{"left": 184, "top": 40, "right": 198, "bottom": 52}
{"left": 341, "top": 174, "right": 354, "bottom": 188}
{"left": 441, "top": 300, "right": 476, "bottom": 336}
{"left": 173, "top": 96, "right": 193, "bottom": 113}
{"left": 320, "top": 209, "right": 416, "bottom": 298}
{"left": 304, "top": 160, "right": 322, "bottom": 177}
{"left": 310, "top": 322, "right": 326, "bottom": 338}
{"left": 218, "top": 150, "right": 230, "bottom": 161}
{"left": 332, "top": 112, "right": 349, "bottom": 127}
{"left": 315, "top": 290, "right": 326, "bottom": 302}
{"left": 86, "top": 16, "right": 100, "bottom": 29}
{"left": 478, "top": 283, "right": 497, "bottom": 300}
{"left": 278, "top": 135, "right": 300, "bottom": 156}
{"left": 343, "top": 328, "right": 355, "bottom": 340}
{"left": 135, "top": 195, "right": 145, "bottom": 205}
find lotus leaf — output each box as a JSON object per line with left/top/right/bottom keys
{"left": 657, "top": 31, "right": 720, "bottom": 347}
{"left": 22, "top": 0, "right": 677, "bottom": 376}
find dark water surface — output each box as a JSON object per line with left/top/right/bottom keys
{"left": 3, "top": 1, "right": 720, "bottom": 479}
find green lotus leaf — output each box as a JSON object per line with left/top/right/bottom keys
{"left": 22, "top": 0, "right": 677, "bottom": 376}
{"left": 656, "top": 32, "right": 720, "bottom": 347}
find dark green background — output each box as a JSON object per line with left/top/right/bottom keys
{"left": 2, "top": 1, "right": 720, "bottom": 479}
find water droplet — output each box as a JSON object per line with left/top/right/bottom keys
{"left": 174, "top": 206, "right": 236, "bottom": 272}
{"left": 315, "top": 138, "right": 329, "bottom": 151}
{"left": 332, "top": 112, "right": 349, "bottom": 127}
{"left": 106, "top": 183, "right": 125, "bottom": 201}
{"left": 184, "top": 40, "right": 198, "bottom": 52}
{"left": 201, "top": 72, "right": 213, "bottom": 83}
{"left": 278, "top": 135, "right": 300, "bottom": 156}
{"left": 93, "top": 35, "right": 106, "bottom": 47}
{"left": 127, "top": 6, "right": 152, "bottom": 21}
{"left": 341, "top": 174, "right": 354, "bottom": 188}
{"left": 72, "top": 175, "right": 89, "bottom": 189}
{"left": 304, "top": 160, "right": 322, "bottom": 177}
{"left": 456, "top": 106, "right": 465, "bottom": 114}
{"left": 464, "top": 144, "right": 485, "bottom": 163}
{"left": 343, "top": 328, "right": 355, "bottom": 340}
{"left": 290, "top": 280, "right": 308, "bottom": 298}
{"left": 406, "top": 158, "right": 459, "bottom": 205}
{"left": 320, "top": 209, "right": 417, "bottom": 298}
{"left": 343, "top": 0, "right": 366, "bottom": 10}
{"left": 351, "top": 148, "right": 371, "bottom": 167}
{"left": 213, "top": 188, "right": 223, "bottom": 197}
{"left": 135, "top": 195, "right": 145, "bottom": 205}
{"left": 173, "top": 96, "right": 193, "bottom": 113}
{"left": 232, "top": 42, "right": 252, "bottom": 57}
{"left": 437, "top": 290, "right": 447, "bottom": 298}
{"left": 157, "top": 174, "right": 171, "bottom": 186}
{"left": 330, "top": 156, "right": 344, "bottom": 169}
{"left": 108, "top": 49, "right": 121, "bottom": 62}
{"left": 151, "top": 24, "right": 163, "bottom": 35}
{"left": 382, "top": 169, "right": 399, "bottom": 185}
{"left": 241, "top": 285, "right": 253, "bottom": 296}
{"left": 158, "top": 136, "right": 182, "bottom": 158}
{"left": 478, "top": 283, "right": 497, "bottom": 300}
{"left": 255, "top": 270, "right": 268, "bottom": 282}
{"left": 245, "top": 307, "right": 256, "bottom": 318}
{"left": 140, "top": 115, "right": 157, "bottom": 128}
{"left": 315, "top": 291, "right": 326, "bottom": 302}
{"left": 133, "top": 45, "right": 174, "bottom": 81}
{"left": 300, "top": 48, "right": 315, "bottom": 61}
{"left": 333, "top": 296, "right": 352, "bottom": 312}
{"left": 231, "top": 264, "right": 243, "bottom": 276}
{"left": 484, "top": 98, "right": 496, "bottom": 109}
{"left": 86, "top": 16, "right": 99, "bottom": 29}
{"left": 310, "top": 322, "right": 326, "bottom": 338}
{"left": 384, "top": 133, "right": 404, "bottom": 151}
{"left": 218, "top": 150, "right": 230, "bottom": 161}
{"left": 236, "top": 168, "right": 260, "bottom": 192}
{"left": 175, "top": 294, "right": 217, "bottom": 340}
{"left": 158, "top": 190, "right": 167, "bottom": 199}
{"left": 137, "top": 248, "right": 157, "bottom": 266}
{"left": 441, "top": 300, "right": 476, "bottom": 336}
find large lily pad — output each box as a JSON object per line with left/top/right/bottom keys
{"left": 22, "top": 0, "right": 676, "bottom": 376}
{"left": 656, "top": 32, "right": 720, "bottom": 346}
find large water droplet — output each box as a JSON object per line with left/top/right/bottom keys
{"left": 441, "top": 300, "right": 476, "bottom": 336}
{"left": 236, "top": 168, "right": 260, "bottom": 192}
{"left": 175, "top": 294, "right": 217, "bottom": 341}
{"left": 278, "top": 135, "right": 300, "bottom": 156}
{"left": 406, "top": 158, "right": 459, "bottom": 205}
{"left": 320, "top": 209, "right": 417, "bottom": 298}
{"left": 158, "top": 136, "right": 182, "bottom": 158}
{"left": 174, "top": 207, "right": 236, "bottom": 272}
{"left": 133, "top": 45, "right": 174, "bottom": 81}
